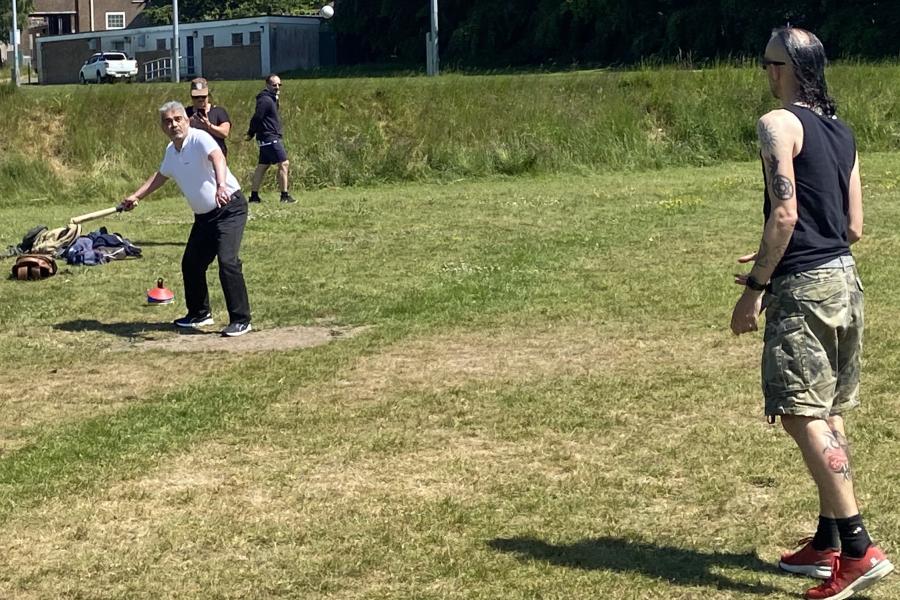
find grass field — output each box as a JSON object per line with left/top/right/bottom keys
{"left": 2, "top": 142, "right": 900, "bottom": 598}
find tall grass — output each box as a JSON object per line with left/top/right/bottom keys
{"left": 2, "top": 64, "right": 900, "bottom": 206}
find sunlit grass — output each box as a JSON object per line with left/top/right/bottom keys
{"left": 1, "top": 154, "right": 899, "bottom": 598}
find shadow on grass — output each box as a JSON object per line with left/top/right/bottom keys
{"left": 488, "top": 536, "right": 782, "bottom": 595}
{"left": 130, "top": 240, "right": 185, "bottom": 247}
{"left": 54, "top": 319, "right": 213, "bottom": 339}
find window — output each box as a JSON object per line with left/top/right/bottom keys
{"left": 249, "top": 31, "right": 261, "bottom": 45}
{"left": 231, "top": 32, "right": 243, "bottom": 46}
{"left": 106, "top": 12, "right": 125, "bottom": 30}
{"left": 112, "top": 41, "right": 125, "bottom": 52}
{"left": 156, "top": 38, "right": 167, "bottom": 50}
{"left": 203, "top": 35, "right": 214, "bottom": 48}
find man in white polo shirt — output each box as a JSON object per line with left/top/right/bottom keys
{"left": 122, "top": 101, "right": 252, "bottom": 337}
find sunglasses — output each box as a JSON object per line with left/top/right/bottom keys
{"left": 192, "top": 95, "right": 207, "bottom": 100}
{"left": 760, "top": 57, "right": 786, "bottom": 69}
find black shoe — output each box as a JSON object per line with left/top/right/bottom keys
{"left": 174, "top": 312, "right": 214, "bottom": 328}
{"left": 221, "top": 322, "right": 252, "bottom": 337}
{"left": 249, "top": 193, "right": 262, "bottom": 203}
{"left": 280, "top": 193, "right": 296, "bottom": 204}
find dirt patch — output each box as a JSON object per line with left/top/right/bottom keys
{"left": 136, "top": 325, "right": 368, "bottom": 353}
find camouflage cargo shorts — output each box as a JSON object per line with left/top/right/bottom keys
{"left": 762, "top": 256, "right": 864, "bottom": 419}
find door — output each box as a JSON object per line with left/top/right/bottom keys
{"left": 185, "top": 35, "right": 195, "bottom": 76}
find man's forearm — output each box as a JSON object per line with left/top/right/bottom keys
{"left": 207, "top": 122, "right": 230, "bottom": 140}
{"left": 131, "top": 172, "right": 167, "bottom": 200}
{"left": 750, "top": 216, "right": 795, "bottom": 284}
{"left": 210, "top": 153, "right": 227, "bottom": 187}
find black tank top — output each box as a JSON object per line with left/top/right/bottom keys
{"left": 763, "top": 104, "right": 856, "bottom": 278}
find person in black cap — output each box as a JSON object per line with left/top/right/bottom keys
{"left": 186, "top": 77, "right": 232, "bottom": 157}
{"left": 246, "top": 74, "right": 296, "bottom": 203}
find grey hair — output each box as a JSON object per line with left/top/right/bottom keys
{"left": 158, "top": 100, "right": 187, "bottom": 118}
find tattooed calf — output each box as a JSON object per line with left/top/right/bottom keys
{"left": 823, "top": 430, "right": 852, "bottom": 481}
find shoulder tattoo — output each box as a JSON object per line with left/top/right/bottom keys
{"left": 757, "top": 120, "right": 777, "bottom": 155}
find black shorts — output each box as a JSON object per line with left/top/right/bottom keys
{"left": 258, "top": 139, "right": 288, "bottom": 165}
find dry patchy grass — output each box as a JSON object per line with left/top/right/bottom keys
{"left": 1, "top": 323, "right": 852, "bottom": 600}
{"left": 283, "top": 323, "right": 757, "bottom": 405}
{"left": 0, "top": 353, "right": 220, "bottom": 452}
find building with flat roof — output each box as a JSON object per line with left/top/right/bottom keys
{"left": 36, "top": 14, "right": 335, "bottom": 84}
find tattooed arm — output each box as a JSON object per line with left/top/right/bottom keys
{"left": 749, "top": 111, "right": 800, "bottom": 283}
{"left": 731, "top": 110, "right": 801, "bottom": 335}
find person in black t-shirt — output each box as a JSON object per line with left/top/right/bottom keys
{"left": 186, "top": 77, "right": 231, "bottom": 157}
{"left": 731, "top": 27, "right": 893, "bottom": 600}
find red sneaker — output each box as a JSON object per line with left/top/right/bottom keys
{"left": 805, "top": 545, "right": 894, "bottom": 600}
{"left": 779, "top": 537, "right": 839, "bottom": 579}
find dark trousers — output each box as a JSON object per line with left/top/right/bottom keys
{"left": 182, "top": 191, "right": 251, "bottom": 324}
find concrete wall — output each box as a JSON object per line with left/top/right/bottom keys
{"left": 269, "top": 23, "right": 319, "bottom": 74}
{"left": 202, "top": 46, "right": 262, "bottom": 80}
{"left": 39, "top": 37, "right": 97, "bottom": 84}
{"left": 40, "top": 38, "right": 168, "bottom": 83}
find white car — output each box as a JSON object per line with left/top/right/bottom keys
{"left": 79, "top": 52, "right": 138, "bottom": 84}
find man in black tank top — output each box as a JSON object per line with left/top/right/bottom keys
{"left": 730, "top": 28, "right": 893, "bottom": 598}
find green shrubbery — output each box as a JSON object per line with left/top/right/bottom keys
{"left": 2, "top": 64, "right": 900, "bottom": 206}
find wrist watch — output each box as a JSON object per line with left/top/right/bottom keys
{"left": 746, "top": 275, "right": 767, "bottom": 292}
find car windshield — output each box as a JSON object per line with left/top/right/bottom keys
{"left": 102, "top": 53, "right": 127, "bottom": 60}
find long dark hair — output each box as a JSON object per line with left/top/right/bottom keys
{"left": 773, "top": 27, "right": 836, "bottom": 117}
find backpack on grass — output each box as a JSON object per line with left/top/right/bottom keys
{"left": 31, "top": 224, "right": 81, "bottom": 257}
{"left": 11, "top": 253, "right": 58, "bottom": 281}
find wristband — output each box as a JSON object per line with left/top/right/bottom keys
{"left": 746, "top": 275, "right": 767, "bottom": 292}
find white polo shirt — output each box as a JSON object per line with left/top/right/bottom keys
{"left": 159, "top": 128, "right": 241, "bottom": 215}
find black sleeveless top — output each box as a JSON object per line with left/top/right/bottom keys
{"left": 764, "top": 104, "right": 856, "bottom": 278}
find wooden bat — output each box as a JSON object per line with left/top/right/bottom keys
{"left": 69, "top": 205, "right": 123, "bottom": 225}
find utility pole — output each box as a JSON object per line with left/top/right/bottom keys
{"left": 426, "top": 0, "right": 438, "bottom": 76}
{"left": 10, "top": 0, "right": 19, "bottom": 86}
{"left": 171, "top": 0, "right": 180, "bottom": 82}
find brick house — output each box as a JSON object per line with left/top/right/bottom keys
{"left": 24, "top": 0, "right": 148, "bottom": 61}
{"left": 31, "top": 0, "right": 147, "bottom": 36}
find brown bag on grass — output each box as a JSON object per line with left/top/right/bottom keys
{"left": 12, "top": 253, "right": 58, "bottom": 281}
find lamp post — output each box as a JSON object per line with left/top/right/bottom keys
{"left": 9, "top": 0, "right": 19, "bottom": 86}
{"left": 171, "top": 0, "right": 180, "bottom": 82}
{"left": 426, "top": 0, "right": 438, "bottom": 76}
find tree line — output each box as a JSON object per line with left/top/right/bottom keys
{"left": 332, "top": 0, "right": 900, "bottom": 67}
{"left": 6, "top": 1, "right": 900, "bottom": 66}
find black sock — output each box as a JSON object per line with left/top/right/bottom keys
{"left": 812, "top": 515, "right": 840, "bottom": 551}
{"left": 250, "top": 191, "right": 260, "bottom": 198}
{"left": 836, "top": 514, "right": 872, "bottom": 558}
{"left": 280, "top": 191, "right": 290, "bottom": 198}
